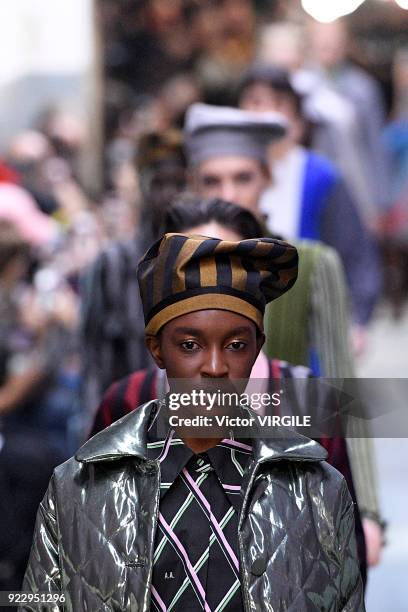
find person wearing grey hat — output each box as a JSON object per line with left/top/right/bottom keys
{"left": 183, "top": 101, "right": 384, "bottom": 572}
{"left": 184, "top": 103, "right": 288, "bottom": 215}
{"left": 183, "top": 99, "right": 380, "bottom": 343}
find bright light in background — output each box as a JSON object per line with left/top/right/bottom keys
{"left": 0, "top": 0, "right": 93, "bottom": 86}
{"left": 301, "top": 0, "right": 367, "bottom": 22}
{"left": 395, "top": 0, "right": 408, "bottom": 9}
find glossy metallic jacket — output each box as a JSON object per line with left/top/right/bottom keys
{"left": 21, "top": 401, "right": 365, "bottom": 611}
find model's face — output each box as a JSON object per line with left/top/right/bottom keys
{"left": 147, "top": 310, "right": 264, "bottom": 380}
{"left": 193, "top": 156, "right": 267, "bottom": 215}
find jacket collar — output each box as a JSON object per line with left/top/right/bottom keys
{"left": 76, "top": 400, "right": 157, "bottom": 463}
{"left": 76, "top": 400, "right": 327, "bottom": 464}
{"left": 252, "top": 429, "right": 327, "bottom": 463}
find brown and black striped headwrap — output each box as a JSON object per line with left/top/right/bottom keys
{"left": 137, "top": 233, "right": 298, "bottom": 335}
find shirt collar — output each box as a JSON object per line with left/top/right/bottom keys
{"left": 206, "top": 439, "right": 252, "bottom": 513}
{"left": 147, "top": 403, "right": 252, "bottom": 512}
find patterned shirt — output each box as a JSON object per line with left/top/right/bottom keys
{"left": 147, "top": 404, "right": 252, "bottom": 611}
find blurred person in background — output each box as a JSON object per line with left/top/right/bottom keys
{"left": 158, "top": 73, "right": 202, "bottom": 129}
{"left": 184, "top": 101, "right": 375, "bottom": 362}
{"left": 238, "top": 66, "right": 382, "bottom": 353}
{"left": 382, "top": 47, "right": 408, "bottom": 317}
{"left": 0, "top": 169, "right": 101, "bottom": 299}
{"left": 102, "top": 0, "right": 195, "bottom": 97}
{"left": 4, "top": 113, "right": 109, "bottom": 301}
{"left": 6, "top": 127, "right": 90, "bottom": 228}
{"left": 0, "top": 183, "right": 59, "bottom": 252}
{"left": 0, "top": 185, "right": 81, "bottom": 453}
{"left": 102, "top": 0, "right": 257, "bottom": 107}
{"left": 256, "top": 21, "right": 304, "bottom": 73}
{"left": 0, "top": 214, "right": 79, "bottom": 592}
{"left": 6, "top": 130, "right": 58, "bottom": 216}
{"left": 307, "top": 18, "right": 391, "bottom": 221}
{"left": 256, "top": 21, "right": 389, "bottom": 229}
{"left": 81, "top": 130, "right": 187, "bottom": 416}
{"left": 191, "top": 0, "right": 257, "bottom": 104}
{"left": 4, "top": 118, "right": 116, "bottom": 312}
{"left": 101, "top": 71, "right": 200, "bottom": 228}
{"left": 37, "top": 108, "right": 88, "bottom": 170}
{"left": 183, "top": 104, "right": 384, "bottom": 570}
{"left": 185, "top": 102, "right": 287, "bottom": 215}
{"left": 0, "top": 220, "right": 54, "bottom": 593}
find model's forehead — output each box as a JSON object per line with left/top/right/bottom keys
{"left": 163, "top": 309, "right": 256, "bottom": 335}
{"left": 197, "top": 156, "right": 261, "bottom": 173}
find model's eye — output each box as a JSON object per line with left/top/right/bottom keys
{"left": 201, "top": 175, "right": 219, "bottom": 187}
{"left": 180, "top": 340, "right": 200, "bottom": 352}
{"left": 226, "top": 341, "right": 247, "bottom": 351}
{"left": 235, "top": 172, "right": 254, "bottom": 184}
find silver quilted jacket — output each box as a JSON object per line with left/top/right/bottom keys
{"left": 22, "top": 400, "right": 365, "bottom": 611}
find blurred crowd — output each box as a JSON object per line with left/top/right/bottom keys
{"left": 0, "top": 0, "right": 408, "bottom": 595}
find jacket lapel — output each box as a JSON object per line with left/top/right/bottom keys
{"left": 76, "top": 400, "right": 158, "bottom": 463}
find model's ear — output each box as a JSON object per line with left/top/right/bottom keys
{"left": 145, "top": 334, "right": 165, "bottom": 369}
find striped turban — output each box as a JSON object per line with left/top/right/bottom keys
{"left": 137, "top": 233, "right": 298, "bottom": 335}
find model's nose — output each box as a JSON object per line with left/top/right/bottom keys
{"left": 200, "top": 347, "right": 229, "bottom": 378}
{"left": 220, "top": 183, "right": 238, "bottom": 204}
